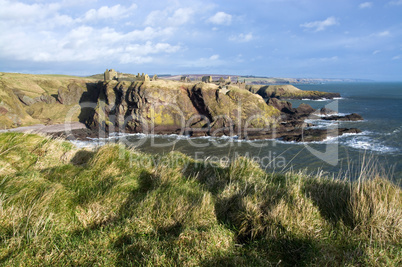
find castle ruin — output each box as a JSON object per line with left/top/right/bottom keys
{"left": 104, "top": 69, "right": 151, "bottom": 82}
{"left": 201, "top": 76, "right": 212, "bottom": 83}
{"left": 104, "top": 69, "right": 120, "bottom": 81}
{"left": 180, "top": 76, "right": 191, "bottom": 83}
{"left": 136, "top": 73, "right": 150, "bottom": 82}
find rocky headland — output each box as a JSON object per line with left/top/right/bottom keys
{"left": 247, "top": 84, "right": 341, "bottom": 100}
{"left": 0, "top": 72, "right": 363, "bottom": 142}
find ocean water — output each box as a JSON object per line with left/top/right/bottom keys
{"left": 75, "top": 82, "right": 402, "bottom": 180}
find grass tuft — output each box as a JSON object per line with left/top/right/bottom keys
{"left": 0, "top": 132, "right": 401, "bottom": 266}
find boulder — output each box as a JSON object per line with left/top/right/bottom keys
{"left": 35, "top": 94, "right": 56, "bottom": 104}
{"left": 320, "top": 107, "right": 337, "bottom": 116}
{"left": 280, "top": 128, "right": 362, "bottom": 142}
{"left": 295, "top": 103, "right": 315, "bottom": 115}
{"left": 0, "top": 107, "right": 8, "bottom": 115}
{"left": 58, "top": 83, "right": 84, "bottom": 105}
{"left": 13, "top": 89, "right": 36, "bottom": 106}
{"left": 18, "top": 95, "right": 36, "bottom": 106}
{"left": 322, "top": 113, "right": 364, "bottom": 121}
{"left": 267, "top": 98, "right": 294, "bottom": 114}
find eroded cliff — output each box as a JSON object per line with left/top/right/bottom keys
{"left": 90, "top": 80, "right": 280, "bottom": 137}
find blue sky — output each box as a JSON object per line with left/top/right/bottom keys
{"left": 1, "top": 0, "right": 402, "bottom": 80}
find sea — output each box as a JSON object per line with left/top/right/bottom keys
{"left": 74, "top": 82, "right": 402, "bottom": 181}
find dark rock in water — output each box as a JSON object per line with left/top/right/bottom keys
{"left": 279, "top": 128, "right": 362, "bottom": 142}
{"left": 267, "top": 98, "right": 293, "bottom": 113}
{"left": 58, "top": 83, "right": 84, "bottom": 105}
{"left": 322, "top": 113, "right": 364, "bottom": 121}
{"left": 267, "top": 97, "right": 315, "bottom": 118}
{"left": 295, "top": 103, "right": 315, "bottom": 115}
{"left": 320, "top": 107, "right": 337, "bottom": 116}
{"left": 264, "top": 97, "right": 364, "bottom": 142}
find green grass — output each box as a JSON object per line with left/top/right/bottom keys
{"left": 0, "top": 132, "right": 401, "bottom": 266}
{"left": 0, "top": 72, "right": 101, "bottom": 128}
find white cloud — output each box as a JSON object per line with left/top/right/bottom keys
{"left": 125, "top": 27, "right": 175, "bottom": 41}
{"left": 310, "top": 56, "right": 339, "bottom": 62}
{"left": 359, "top": 2, "right": 373, "bottom": 9}
{"left": 145, "top": 10, "right": 167, "bottom": 26}
{"left": 209, "top": 54, "right": 220, "bottom": 60}
{"left": 83, "top": 4, "right": 137, "bottom": 22}
{"left": 0, "top": 1, "right": 181, "bottom": 66}
{"left": 145, "top": 8, "right": 194, "bottom": 27}
{"left": 120, "top": 42, "right": 181, "bottom": 64}
{"left": 230, "top": 32, "right": 253, "bottom": 42}
{"left": 0, "top": 23, "right": 180, "bottom": 64}
{"left": 300, "top": 16, "right": 339, "bottom": 32}
{"left": 168, "top": 8, "right": 194, "bottom": 26}
{"left": 378, "top": 30, "right": 391, "bottom": 37}
{"left": 0, "top": 0, "right": 61, "bottom": 24}
{"left": 207, "top": 12, "right": 232, "bottom": 25}
{"left": 392, "top": 55, "right": 401, "bottom": 60}
{"left": 372, "top": 50, "right": 381, "bottom": 55}
{"left": 388, "top": 0, "right": 402, "bottom": 5}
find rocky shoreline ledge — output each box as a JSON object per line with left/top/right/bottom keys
{"left": 51, "top": 96, "right": 363, "bottom": 143}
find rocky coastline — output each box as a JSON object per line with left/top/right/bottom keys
{"left": 75, "top": 80, "right": 362, "bottom": 143}
{"left": 0, "top": 72, "right": 363, "bottom": 143}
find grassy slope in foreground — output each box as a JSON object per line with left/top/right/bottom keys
{"left": 0, "top": 132, "right": 401, "bottom": 266}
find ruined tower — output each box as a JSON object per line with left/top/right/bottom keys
{"left": 104, "top": 69, "right": 118, "bottom": 81}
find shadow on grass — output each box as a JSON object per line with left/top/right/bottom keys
{"left": 70, "top": 150, "right": 95, "bottom": 166}
{"left": 199, "top": 236, "right": 317, "bottom": 267}
{"left": 303, "top": 180, "right": 355, "bottom": 228}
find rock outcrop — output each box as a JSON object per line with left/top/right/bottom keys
{"left": 87, "top": 80, "right": 363, "bottom": 142}
{"left": 322, "top": 113, "right": 364, "bottom": 121}
{"left": 90, "top": 80, "right": 280, "bottom": 137}
{"left": 13, "top": 89, "right": 57, "bottom": 106}
{"left": 57, "top": 83, "right": 84, "bottom": 105}
{"left": 249, "top": 85, "right": 341, "bottom": 100}
{"left": 263, "top": 97, "right": 363, "bottom": 142}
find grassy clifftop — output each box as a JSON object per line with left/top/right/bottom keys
{"left": 247, "top": 84, "right": 340, "bottom": 99}
{"left": 0, "top": 132, "right": 401, "bottom": 266}
{"left": 0, "top": 72, "right": 97, "bottom": 98}
{"left": 0, "top": 72, "right": 99, "bottom": 128}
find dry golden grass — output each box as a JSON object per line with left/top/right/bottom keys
{"left": 0, "top": 72, "right": 98, "bottom": 97}
{"left": 0, "top": 72, "right": 100, "bottom": 128}
{"left": 0, "top": 132, "right": 401, "bottom": 266}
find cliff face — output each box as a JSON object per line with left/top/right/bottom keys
{"left": 0, "top": 72, "right": 100, "bottom": 128}
{"left": 90, "top": 80, "right": 280, "bottom": 136}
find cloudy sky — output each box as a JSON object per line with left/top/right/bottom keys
{"left": 1, "top": 0, "right": 402, "bottom": 80}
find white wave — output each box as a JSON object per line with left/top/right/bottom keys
{"left": 301, "top": 98, "right": 330, "bottom": 101}
{"left": 274, "top": 130, "right": 367, "bottom": 145}
{"left": 317, "top": 112, "right": 350, "bottom": 117}
{"left": 383, "top": 127, "right": 402, "bottom": 136}
{"left": 69, "top": 140, "right": 100, "bottom": 148}
{"left": 341, "top": 134, "right": 399, "bottom": 153}
{"left": 87, "top": 132, "right": 144, "bottom": 141}
{"left": 344, "top": 139, "right": 398, "bottom": 153}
